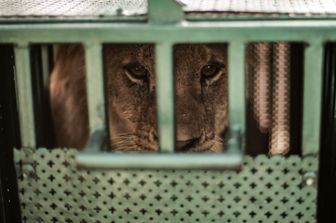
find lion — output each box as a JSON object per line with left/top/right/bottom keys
{"left": 49, "top": 44, "right": 228, "bottom": 152}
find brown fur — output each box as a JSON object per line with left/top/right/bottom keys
{"left": 50, "top": 44, "right": 228, "bottom": 152}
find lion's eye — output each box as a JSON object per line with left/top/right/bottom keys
{"left": 201, "top": 64, "right": 220, "bottom": 79}
{"left": 125, "top": 63, "right": 148, "bottom": 80}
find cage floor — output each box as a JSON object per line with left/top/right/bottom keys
{"left": 1, "top": 0, "right": 336, "bottom": 19}
{"left": 15, "top": 148, "right": 317, "bottom": 222}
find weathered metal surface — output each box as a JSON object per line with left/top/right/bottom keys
{"left": 155, "top": 43, "right": 175, "bottom": 152}
{"left": 0, "top": 0, "right": 147, "bottom": 17}
{"left": 14, "top": 44, "right": 36, "bottom": 148}
{"left": 84, "top": 43, "right": 107, "bottom": 151}
{"left": 302, "top": 42, "right": 324, "bottom": 155}
{"left": 2, "top": 0, "right": 336, "bottom": 19}
{"left": 6, "top": 21, "right": 327, "bottom": 157}
{"left": 15, "top": 148, "right": 318, "bottom": 222}
{"left": 2, "top": 21, "right": 336, "bottom": 43}
{"left": 76, "top": 152, "right": 243, "bottom": 169}
{"left": 185, "top": 0, "right": 336, "bottom": 15}
{"left": 228, "top": 42, "right": 246, "bottom": 138}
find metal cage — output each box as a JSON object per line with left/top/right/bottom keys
{"left": 0, "top": 0, "right": 336, "bottom": 222}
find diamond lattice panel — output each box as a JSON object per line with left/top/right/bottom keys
{"left": 15, "top": 148, "right": 317, "bottom": 223}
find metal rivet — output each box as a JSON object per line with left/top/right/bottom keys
{"left": 22, "top": 164, "right": 34, "bottom": 178}
{"left": 303, "top": 171, "right": 316, "bottom": 187}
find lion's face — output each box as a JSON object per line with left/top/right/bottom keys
{"left": 50, "top": 44, "right": 227, "bottom": 152}
{"left": 104, "top": 44, "right": 228, "bottom": 152}
{"left": 104, "top": 44, "right": 158, "bottom": 152}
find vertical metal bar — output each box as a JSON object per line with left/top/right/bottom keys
{"left": 84, "top": 43, "right": 106, "bottom": 150}
{"left": 302, "top": 42, "right": 324, "bottom": 155}
{"left": 155, "top": 42, "right": 175, "bottom": 152}
{"left": 14, "top": 43, "right": 36, "bottom": 148}
{"left": 228, "top": 42, "right": 246, "bottom": 140}
{"left": 41, "top": 45, "right": 51, "bottom": 92}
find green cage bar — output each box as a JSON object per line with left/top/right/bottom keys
{"left": 83, "top": 43, "right": 107, "bottom": 151}
{"left": 2, "top": 9, "right": 329, "bottom": 168}
{"left": 155, "top": 42, "right": 175, "bottom": 152}
{"left": 14, "top": 43, "right": 36, "bottom": 148}
{"left": 41, "top": 45, "right": 51, "bottom": 91}
{"left": 228, "top": 41, "right": 246, "bottom": 137}
{"left": 302, "top": 41, "right": 324, "bottom": 155}
{"left": 76, "top": 152, "right": 243, "bottom": 170}
{"left": 2, "top": 21, "right": 336, "bottom": 43}
{"left": 77, "top": 39, "right": 244, "bottom": 167}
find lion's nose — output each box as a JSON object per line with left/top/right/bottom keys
{"left": 176, "top": 138, "right": 199, "bottom": 152}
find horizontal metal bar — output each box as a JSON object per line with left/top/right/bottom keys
{"left": 302, "top": 42, "right": 324, "bottom": 155}
{"left": 228, "top": 42, "right": 246, "bottom": 136}
{"left": 0, "top": 20, "right": 336, "bottom": 43}
{"left": 14, "top": 43, "right": 36, "bottom": 148}
{"left": 76, "top": 153, "right": 243, "bottom": 170}
{"left": 2, "top": 14, "right": 336, "bottom": 24}
{"left": 156, "top": 42, "right": 175, "bottom": 152}
{"left": 84, "top": 43, "right": 107, "bottom": 151}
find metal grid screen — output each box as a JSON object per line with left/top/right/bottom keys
{"left": 185, "top": 0, "right": 336, "bottom": 15}
{"left": 247, "top": 42, "right": 292, "bottom": 155}
{"left": 15, "top": 148, "right": 317, "bottom": 222}
{"left": 1, "top": 0, "right": 336, "bottom": 18}
{"left": 0, "top": 0, "right": 147, "bottom": 17}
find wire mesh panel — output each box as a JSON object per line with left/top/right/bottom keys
{"left": 185, "top": 0, "right": 336, "bottom": 15}
{"left": 248, "top": 43, "right": 272, "bottom": 133}
{"left": 0, "top": 0, "right": 147, "bottom": 17}
{"left": 15, "top": 148, "right": 317, "bottom": 222}
{"left": 2, "top": 0, "right": 336, "bottom": 19}
{"left": 247, "top": 42, "right": 292, "bottom": 155}
{"left": 270, "top": 43, "right": 291, "bottom": 155}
